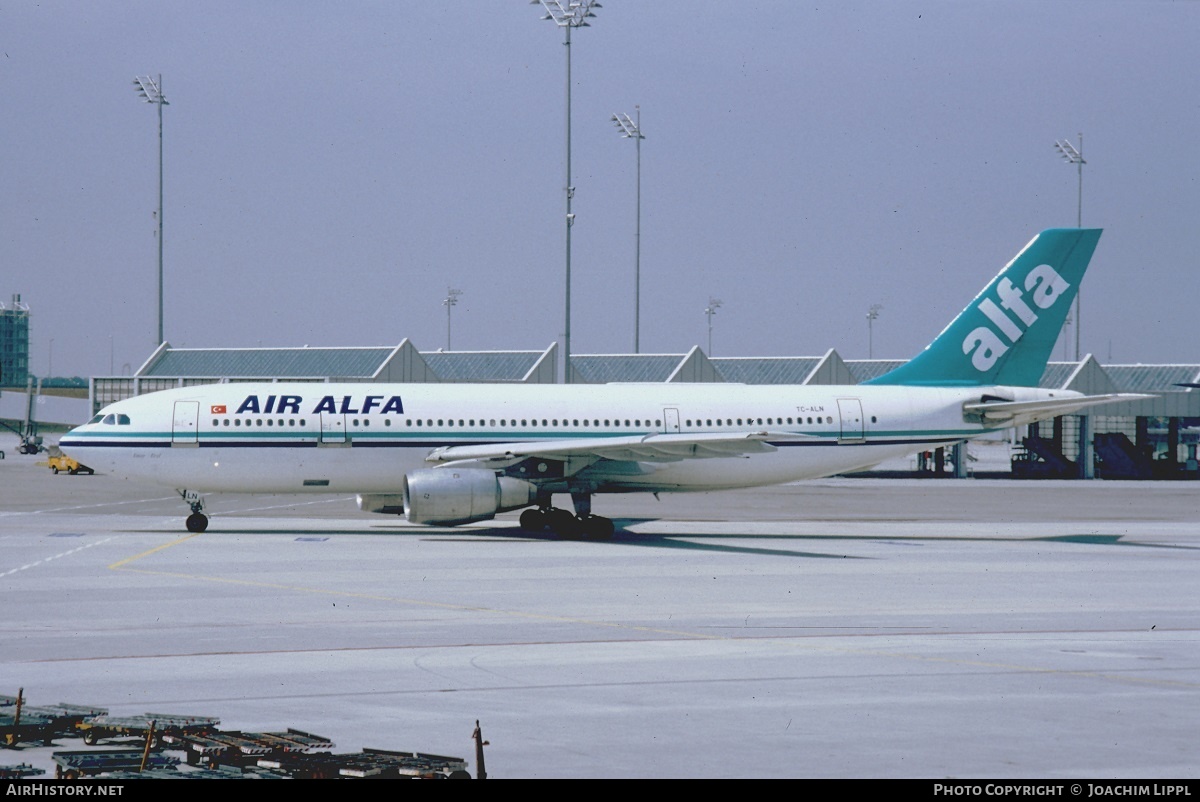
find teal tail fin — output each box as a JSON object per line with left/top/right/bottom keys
{"left": 866, "top": 228, "right": 1102, "bottom": 388}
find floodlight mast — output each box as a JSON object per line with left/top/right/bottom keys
{"left": 443, "top": 288, "right": 463, "bottom": 351}
{"left": 133, "top": 74, "right": 168, "bottom": 348}
{"left": 533, "top": 0, "right": 601, "bottom": 383}
{"left": 705, "top": 298, "right": 723, "bottom": 355}
{"left": 1054, "top": 133, "right": 1085, "bottom": 360}
{"left": 612, "top": 107, "right": 645, "bottom": 353}
{"left": 867, "top": 304, "right": 883, "bottom": 358}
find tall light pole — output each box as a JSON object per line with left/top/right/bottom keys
{"left": 134, "top": 74, "right": 168, "bottom": 347}
{"left": 1055, "top": 133, "right": 1085, "bottom": 360}
{"left": 443, "top": 288, "right": 462, "bottom": 351}
{"left": 705, "top": 298, "right": 723, "bottom": 355}
{"left": 533, "top": 0, "right": 600, "bottom": 383}
{"left": 611, "top": 106, "right": 644, "bottom": 353}
{"left": 867, "top": 304, "right": 883, "bottom": 358}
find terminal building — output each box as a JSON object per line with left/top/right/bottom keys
{"left": 86, "top": 340, "right": 1200, "bottom": 481}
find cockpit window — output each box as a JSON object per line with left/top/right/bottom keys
{"left": 88, "top": 414, "right": 104, "bottom": 424}
{"left": 102, "top": 414, "right": 116, "bottom": 425}
{"left": 117, "top": 414, "right": 131, "bottom": 425}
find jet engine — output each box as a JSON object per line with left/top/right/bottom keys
{"left": 357, "top": 468, "right": 537, "bottom": 526}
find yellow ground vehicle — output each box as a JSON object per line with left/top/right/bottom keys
{"left": 47, "top": 452, "right": 94, "bottom": 475}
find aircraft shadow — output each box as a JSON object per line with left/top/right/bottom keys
{"left": 128, "top": 521, "right": 1197, "bottom": 560}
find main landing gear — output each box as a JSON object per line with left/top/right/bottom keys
{"left": 180, "top": 490, "right": 209, "bottom": 533}
{"left": 518, "top": 492, "right": 615, "bottom": 539}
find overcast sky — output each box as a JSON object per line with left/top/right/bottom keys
{"left": 3, "top": 1, "right": 1197, "bottom": 396}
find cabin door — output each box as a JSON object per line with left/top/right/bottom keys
{"left": 319, "top": 413, "right": 347, "bottom": 444}
{"left": 837, "top": 398, "right": 865, "bottom": 443}
{"left": 171, "top": 401, "right": 199, "bottom": 446}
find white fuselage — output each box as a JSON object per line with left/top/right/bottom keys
{"left": 61, "top": 381, "right": 1062, "bottom": 496}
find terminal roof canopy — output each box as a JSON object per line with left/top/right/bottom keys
{"left": 145, "top": 347, "right": 395, "bottom": 379}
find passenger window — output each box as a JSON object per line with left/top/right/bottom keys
{"left": 256, "top": 419, "right": 263, "bottom": 427}
{"left": 223, "top": 419, "right": 230, "bottom": 427}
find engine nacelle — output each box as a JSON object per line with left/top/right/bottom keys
{"left": 360, "top": 468, "right": 537, "bottom": 526}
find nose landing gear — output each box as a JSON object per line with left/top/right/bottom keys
{"left": 179, "top": 490, "right": 209, "bottom": 533}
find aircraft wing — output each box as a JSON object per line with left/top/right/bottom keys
{"left": 963, "top": 393, "right": 1154, "bottom": 425}
{"left": 425, "top": 431, "right": 818, "bottom": 465}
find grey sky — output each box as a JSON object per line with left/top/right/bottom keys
{"left": 3, "top": 1, "right": 1197, "bottom": 388}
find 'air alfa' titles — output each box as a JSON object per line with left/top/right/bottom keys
{"left": 961, "top": 263, "right": 1071, "bottom": 372}
{"left": 234, "top": 394, "right": 405, "bottom": 416}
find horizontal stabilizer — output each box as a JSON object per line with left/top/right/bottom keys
{"left": 963, "top": 393, "right": 1154, "bottom": 424}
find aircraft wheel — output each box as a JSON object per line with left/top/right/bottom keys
{"left": 186, "top": 513, "right": 209, "bottom": 533}
{"left": 519, "top": 508, "right": 547, "bottom": 532}
{"left": 581, "top": 516, "right": 615, "bottom": 540}
{"left": 546, "top": 508, "right": 580, "bottom": 538}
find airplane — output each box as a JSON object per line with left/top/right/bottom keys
{"left": 61, "top": 228, "right": 1147, "bottom": 538}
